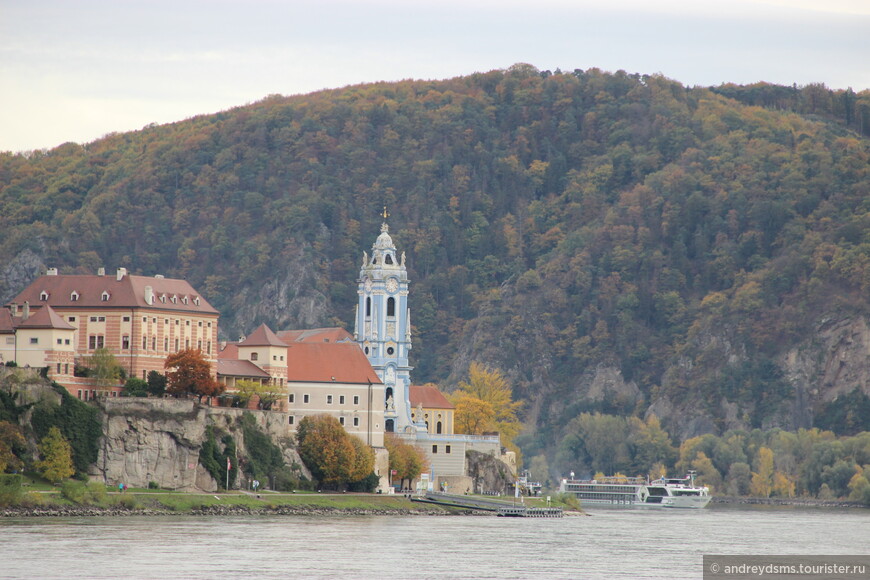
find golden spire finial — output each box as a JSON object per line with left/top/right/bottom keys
{"left": 382, "top": 206, "right": 390, "bottom": 221}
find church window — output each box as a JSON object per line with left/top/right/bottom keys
{"left": 364, "top": 347, "right": 369, "bottom": 355}
{"left": 366, "top": 297, "right": 371, "bottom": 317}
{"left": 385, "top": 419, "right": 394, "bottom": 433}
{"left": 437, "top": 421, "right": 443, "bottom": 434}
{"left": 387, "top": 347, "right": 394, "bottom": 356}
{"left": 385, "top": 254, "right": 393, "bottom": 265}
{"left": 387, "top": 297, "right": 395, "bottom": 317}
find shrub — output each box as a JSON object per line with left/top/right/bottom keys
{"left": 0, "top": 474, "right": 23, "bottom": 506}
{"left": 60, "top": 481, "right": 108, "bottom": 505}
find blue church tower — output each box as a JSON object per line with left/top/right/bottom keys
{"left": 354, "top": 217, "right": 417, "bottom": 433}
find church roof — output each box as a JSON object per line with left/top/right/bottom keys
{"left": 285, "top": 342, "right": 381, "bottom": 385}
{"left": 276, "top": 327, "right": 353, "bottom": 343}
{"left": 238, "top": 323, "right": 285, "bottom": 347}
{"left": 409, "top": 384, "right": 454, "bottom": 410}
{"left": 217, "top": 359, "right": 271, "bottom": 379}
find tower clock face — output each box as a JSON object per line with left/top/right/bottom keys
{"left": 386, "top": 278, "right": 398, "bottom": 293}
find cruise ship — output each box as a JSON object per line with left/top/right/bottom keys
{"left": 558, "top": 472, "right": 711, "bottom": 508}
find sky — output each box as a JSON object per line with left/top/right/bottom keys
{"left": 1, "top": 0, "right": 869, "bottom": 153}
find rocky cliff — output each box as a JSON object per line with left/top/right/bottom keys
{"left": 95, "top": 399, "right": 307, "bottom": 491}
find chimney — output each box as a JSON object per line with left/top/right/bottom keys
{"left": 145, "top": 285, "right": 154, "bottom": 305}
{"left": 46, "top": 267, "right": 58, "bottom": 276}
{"left": 10, "top": 302, "right": 18, "bottom": 317}
{"left": 22, "top": 301, "right": 30, "bottom": 321}
{"left": 116, "top": 267, "right": 127, "bottom": 281}
{"left": 98, "top": 267, "right": 105, "bottom": 276}
{"left": 154, "top": 274, "right": 164, "bottom": 279}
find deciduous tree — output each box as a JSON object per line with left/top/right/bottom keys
{"left": 164, "top": 349, "right": 223, "bottom": 400}
{"left": 296, "top": 414, "right": 373, "bottom": 489}
{"left": 451, "top": 362, "right": 522, "bottom": 449}
{"left": 0, "top": 421, "right": 26, "bottom": 473}
{"left": 36, "top": 426, "right": 74, "bottom": 483}
{"left": 384, "top": 434, "right": 427, "bottom": 490}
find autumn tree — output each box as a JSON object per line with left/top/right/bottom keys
{"left": 384, "top": 434, "right": 428, "bottom": 490}
{"left": 89, "top": 348, "right": 124, "bottom": 389}
{"left": 164, "top": 349, "right": 223, "bottom": 400}
{"left": 235, "top": 379, "right": 286, "bottom": 410}
{"left": 0, "top": 421, "right": 26, "bottom": 473}
{"left": 451, "top": 362, "right": 522, "bottom": 450}
{"left": 750, "top": 446, "right": 775, "bottom": 498}
{"left": 296, "top": 414, "right": 374, "bottom": 489}
{"left": 35, "top": 426, "right": 74, "bottom": 483}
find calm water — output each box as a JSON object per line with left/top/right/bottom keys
{"left": 1, "top": 505, "right": 868, "bottom": 579}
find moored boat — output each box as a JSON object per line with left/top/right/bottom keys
{"left": 558, "top": 471, "right": 711, "bottom": 508}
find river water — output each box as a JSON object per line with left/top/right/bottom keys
{"left": 1, "top": 505, "right": 868, "bottom": 579}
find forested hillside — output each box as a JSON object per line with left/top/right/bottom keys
{"left": 3, "top": 64, "right": 870, "bottom": 469}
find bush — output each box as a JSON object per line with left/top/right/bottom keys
{"left": 31, "top": 384, "right": 101, "bottom": 476}
{"left": 60, "top": 481, "right": 108, "bottom": 505}
{"left": 148, "top": 481, "right": 159, "bottom": 489}
{"left": 122, "top": 378, "right": 148, "bottom": 397}
{"left": 347, "top": 472, "right": 380, "bottom": 493}
{"left": 0, "top": 474, "right": 23, "bottom": 506}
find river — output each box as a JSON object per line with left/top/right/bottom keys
{"left": 1, "top": 505, "right": 867, "bottom": 579}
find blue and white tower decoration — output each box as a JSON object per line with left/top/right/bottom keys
{"left": 354, "top": 211, "right": 418, "bottom": 434}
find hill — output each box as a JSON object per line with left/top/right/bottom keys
{"left": 2, "top": 65, "right": 870, "bottom": 470}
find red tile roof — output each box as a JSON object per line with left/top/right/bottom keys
{"left": 218, "top": 343, "right": 239, "bottom": 360}
{"left": 217, "top": 359, "right": 271, "bottom": 379}
{"left": 276, "top": 327, "right": 353, "bottom": 343}
{"left": 409, "top": 384, "right": 454, "bottom": 409}
{"left": 16, "top": 305, "right": 75, "bottom": 330}
{"left": 285, "top": 342, "right": 381, "bottom": 384}
{"left": 8, "top": 271, "right": 218, "bottom": 314}
{"left": 238, "top": 324, "right": 285, "bottom": 347}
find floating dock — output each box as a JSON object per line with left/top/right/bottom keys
{"left": 412, "top": 492, "right": 562, "bottom": 518}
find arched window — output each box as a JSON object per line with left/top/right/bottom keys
{"left": 385, "top": 254, "right": 393, "bottom": 265}
{"left": 366, "top": 297, "right": 371, "bottom": 317}
{"left": 436, "top": 421, "right": 443, "bottom": 434}
{"left": 387, "top": 297, "right": 395, "bottom": 317}
{"left": 385, "top": 419, "right": 395, "bottom": 433}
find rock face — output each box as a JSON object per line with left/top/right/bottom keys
{"left": 465, "top": 450, "right": 515, "bottom": 495}
{"left": 95, "top": 399, "right": 306, "bottom": 491}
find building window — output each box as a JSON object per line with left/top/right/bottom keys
{"left": 185, "top": 339, "right": 190, "bottom": 349}
{"left": 303, "top": 394, "right": 310, "bottom": 404}
{"left": 70, "top": 292, "right": 79, "bottom": 301}
{"left": 353, "top": 417, "right": 360, "bottom": 427}
{"left": 123, "top": 316, "right": 130, "bottom": 322}
{"left": 197, "top": 340, "right": 202, "bottom": 350}
{"left": 101, "top": 292, "right": 110, "bottom": 301}
{"left": 164, "top": 338, "right": 169, "bottom": 351}
{"left": 152, "top": 337, "right": 157, "bottom": 350}
{"left": 6, "top": 337, "right": 13, "bottom": 345}
{"left": 288, "top": 416, "right": 295, "bottom": 426}
{"left": 57, "top": 338, "right": 62, "bottom": 345}
{"left": 251, "top": 352, "right": 258, "bottom": 361}
{"left": 339, "top": 395, "right": 345, "bottom": 405}
{"left": 339, "top": 416, "right": 345, "bottom": 425}
{"left": 98, "top": 316, "right": 105, "bottom": 322}
{"left": 366, "top": 297, "right": 371, "bottom": 317}
{"left": 40, "top": 291, "right": 49, "bottom": 301}
{"left": 387, "top": 297, "right": 395, "bottom": 317}
{"left": 56, "top": 363, "right": 61, "bottom": 373}
{"left": 68, "top": 316, "right": 76, "bottom": 322}
{"left": 64, "top": 364, "right": 69, "bottom": 374}
{"left": 186, "top": 320, "right": 190, "bottom": 326}
{"left": 174, "top": 338, "right": 179, "bottom": 351}
{"left": 288, "top": 393, "right": 295, "bottom": 403}
{"left": 327, "top": 395, "right": 333, "bottom": 405}
{"left": 65, "top": 339, "right": 70, "bottom": 345}
{"left": 90, "top": 317, "right": 97, "bottom": 322}
{"left": 198, "top": 321, "right": 202, "bottom": 327}
{"left": 122, "top": 336, "right": 130, "bottom": 350}
{"left": 88, "top": 335, "right": 104, "bottom": 349}
{"left": 207, "top": 341, "right": 211, "bottom": 354}
{"left": 445, "top": 445, "right": 451, "bottom": 454}
{"left": 142, "top": 336, "right": 147, "bottom": 350}
{"left": 432, "top": 445, "right": 438, "bottom": 454}
{"left": 437, "top": 421, "right": 443, "bottom": 434}
{"left": 353, "top": 395, "right": 360, "bottom": 405}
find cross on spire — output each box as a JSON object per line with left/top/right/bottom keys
{"left": 382, "top": 206, "right": 390, "bottom": 221}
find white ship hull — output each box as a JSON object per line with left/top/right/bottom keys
{"left": 559, "top": 474, "right": 711, "bottom": 509}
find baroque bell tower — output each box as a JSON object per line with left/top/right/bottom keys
{"left": 354, "top": 210, "right": 415, "bottom": 433}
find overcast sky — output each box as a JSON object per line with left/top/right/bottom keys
{"left": 2, "top": 0, "right": 869, "bottom": 153}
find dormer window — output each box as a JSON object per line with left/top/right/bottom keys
{"left": 70, "top": 291, "right": 80, "bottom": 301}
{"left": 193, "top": 297, "right": 200, "bottom": 306}
{"left": 40, "top": 291, "right": 49, "bottom": 301}
{"left": 160, "top": 295, "right": 166, "bottom": 303}
{"left": 101, "top": 291, "right": 111, "bottom": 301}
{"left": 181, "top": 296, "right": 188, "bottom": 305}
{"left": 171, "top": 295, "right": 178, "bottom": 304}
